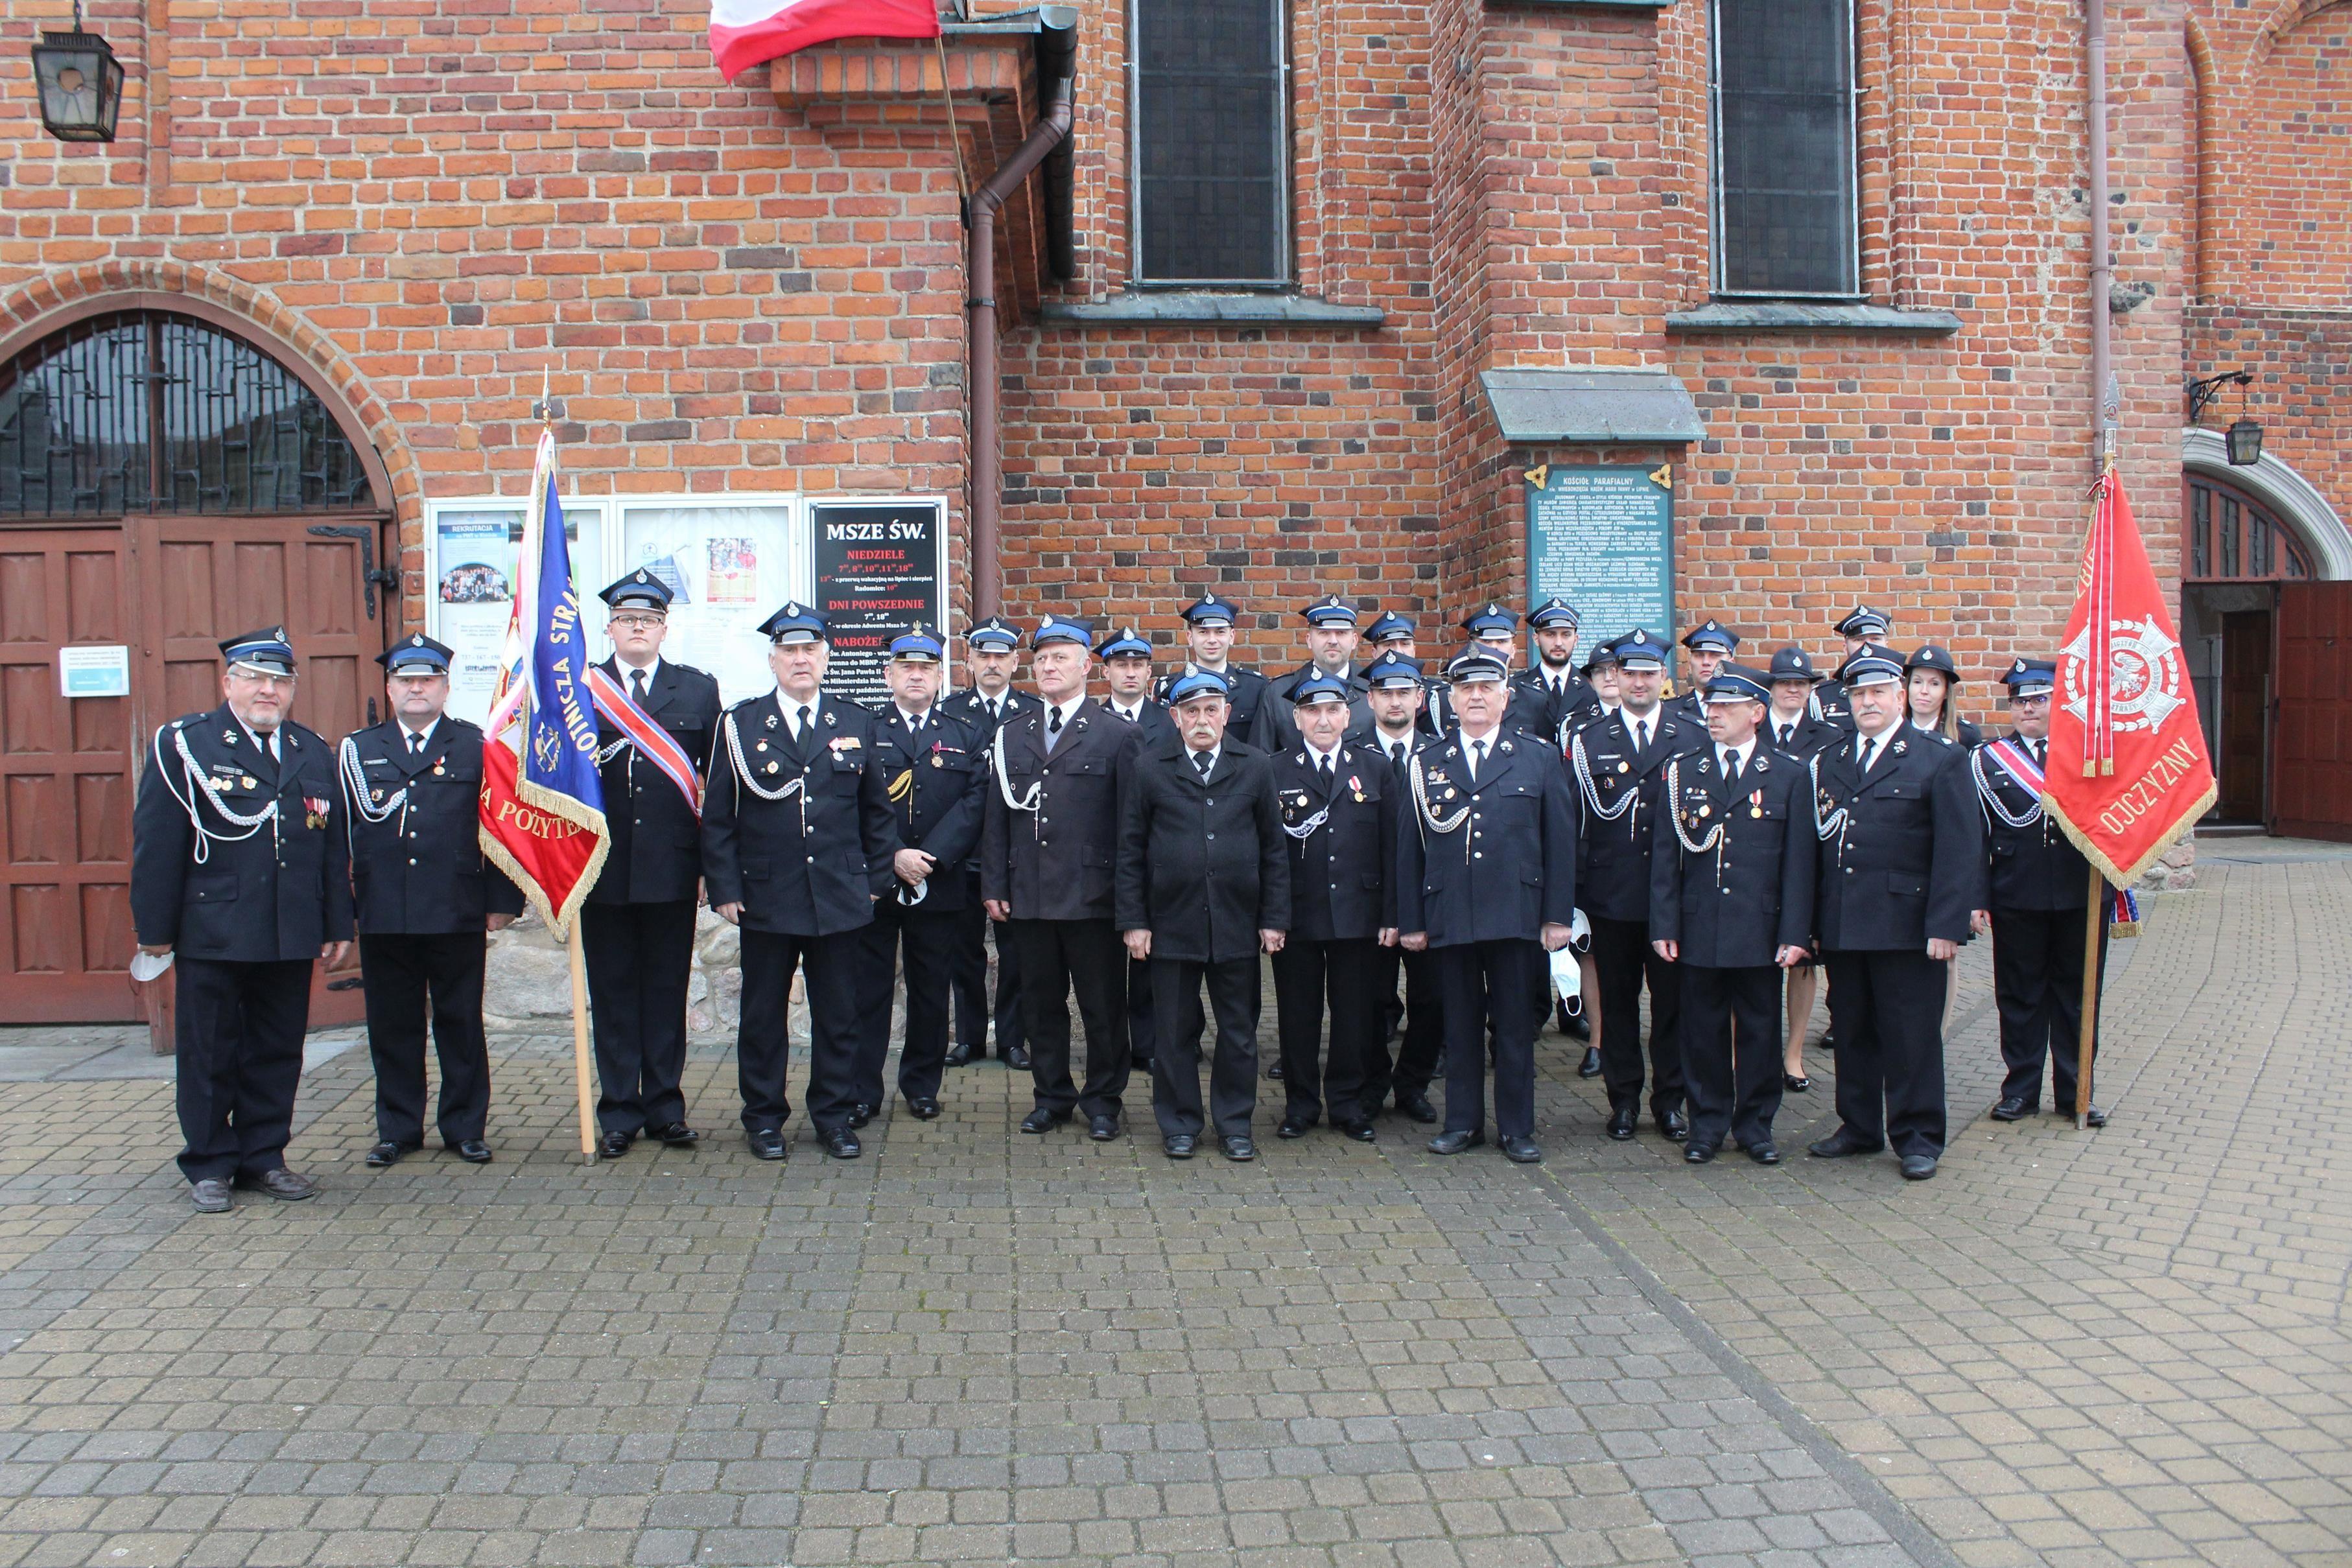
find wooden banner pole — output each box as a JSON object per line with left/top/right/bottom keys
{"left": 566, "top": 920, "right": 597, "bottom": 1164}
{"left": 2076, "top": 865, "right": 2104, "bottom": 1129}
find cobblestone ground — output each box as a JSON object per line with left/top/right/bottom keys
{"left": 2, "top": 847, "right": 2346, "bottom": 1567}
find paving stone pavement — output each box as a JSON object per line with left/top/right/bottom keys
{"left": 1, "top": 850, "right": 2346, "bottom": 1567}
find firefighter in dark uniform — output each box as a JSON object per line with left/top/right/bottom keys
{"left": 1817, "top": 604, "right": 1896, "bottom": 729}
{"left": 980, "top": 614, "right": 1144, "bottom": 1140}
{"left": 1269, "top": 673, "right": 1398, "bottom": 1142}
{"left": 132, "top": 628, "right": 353, "bottom": 1213}
{"left": 1805, "top": 648, "right": 1984, "bottom": 1180}
{"left": 1118, "top": 670, "right": 1291, "bottom": 1161}
{"left": 340, "top": 635, "right": 525, "bottom": 1168}
{"left": 1460, "top": 602, "right": 1541, "bottom": 742}
{"left": 1352, "top": 651, "right": 1443, "bottom": 1121}
{"left": 1671, "top": 620, "right": 1740, "bottom": 727}
{"left": 581, "top": 570, "right": 723, "bottom": 1158}
{"left": 1361, "top": 611, "right": 1450, "bottom": 738}
{"left": 1904, "top": 644, "right": 1984, "bottom": 747}
{"left": 942, "top": 616, "right": 1037, "bottom": 1070}
{"left": 1512, "top": 598, "right": 1600, "bottom": 740}
{"left": 856, "top": 629, "right": 987, "bottom": 1121}
{"left": 702, "top": 602, "right": 902, "bottom": 1161}
{"left": 1762, "top": 644, "right": 1840, "bottom": 1095}
{"left": 1100, "top": 624, "right": 1173, "bottom": 1070}
{"left": 1649, "top": 666, "right": 1817, "bottom": 1165}
{"left": 1569, "top": 631, "right": 1699, "bottom": 1141}
{"left": 1397, "top": 649, "right": 1578, "bottom": 1163}
{"left": 1970, "top": 658, "right": 2109, "bottom": 1126}
{"left": 1156, "top": 593, "right": 1273, "bottom": 740}
{"left": 1562, "top": 635, "right": 1625, "bottom": 1066}
{"left": 1253, "top": 595, "right": 1372, "bottom": 755}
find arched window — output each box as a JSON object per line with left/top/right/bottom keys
{"left": 0, "top": 310, "right": 379, "bottom": 517}
{"left": 2185, "top": 472, "right": 2315, "bottom": 583}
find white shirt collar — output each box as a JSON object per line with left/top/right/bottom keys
{"left": 241, "top": 720, "right": 280, "bottom": 755}
{"left": 1187, "top": 745, "right": 1220, "bottom": 775}
{"left": 1304, "top": 738, "right": 1343, "bottom": 768}
{"left": 894, "top": 703, "right": 930, "bottom": 729}
{"left": 1110, "top": 696, "right": 1145, "bottom": 720}
{"left": 1720, "top": 735, "right": 1755, "bottom": 771}
{"left": 1376, "top": 726, "right": 1415, "bottom": 756}
{"left": 399, "top": 716, "right": 440, "bottom": 750}
{"left": 1046, "top": 695, "right": 1086, "bottom": 728}
{"left": 776, "top": 688, "right": 819, "bottom": 734}
{"left": 617, "top": 654, "right": 662, "bottom": 686}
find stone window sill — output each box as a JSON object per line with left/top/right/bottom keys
{"left": 1665, "top": 302, "right": 1962, "bottom": 335}
{"left": 1040, "top": 293, "right": 1386, "bottom": 329}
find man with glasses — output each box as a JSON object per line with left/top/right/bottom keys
{"left": 132, "top": 628, "right": 353, "bottom": 1213}
{"left": 1970, "top": 658, "right": 2110, "bottom": 1127}
{"left": 581, "top": 571, "right": 724, "bottom": 1160}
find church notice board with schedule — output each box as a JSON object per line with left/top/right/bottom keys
{"left": 810, "top": 499, "right": 947, "bottom": 707}
{"left": 1523, "top": 463, "right": 1675, "bottom": 653}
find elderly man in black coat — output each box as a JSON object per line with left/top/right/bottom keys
{"left": 1116, "top": 670, "right": 1290, "bottom": 1162}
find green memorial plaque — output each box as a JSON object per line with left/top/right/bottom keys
{"left": 1524, "top": 462, "right": 1675, "bottom": 646}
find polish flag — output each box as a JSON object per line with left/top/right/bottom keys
{"left": 709, "top": 0, "right": 941, "bottom": 80}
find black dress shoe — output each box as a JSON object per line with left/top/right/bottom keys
{"left": 1499, "top": 1135, "right": 1542, "bottom": 1164}
{"left": 848, "top": 1102, "right": 875, "bottom": 1130}
{"left": 600, "top": 1129, "right": 636, "bottom": 1158}
{"left": 1656, "top": 1108, "right": 1691, "bottom": 1143}
{"left": 1783, "top": 1074, "right": 1810, "bottom": 1094}
{"left": 1747, "top": 1141, "right": 1781, "bottom": 1165}
{"left": 1990, "top": 1096, "right": 2030, "bottom": 1121}
{"left": 1088, "top": 1114, "right": 1119, "bottom": 1141}
{"left": 943, "top": 1042, "right": 974, "bottom": 1067}
{"left": 1220, "top": 1135, "right": 1256, "bottom": 1162}
{"left": 1020, "top": 1106, "right": 1068, "bottom": 1134}
{"left": 1002, "top": 1045, "right": 1031, "bottom": 1070}
{"left": 1817, "top": 1032, "right": 1835, "bottom": 1054}
{"left": 1427, "top": 1129, "right": 1485, "bottom": 1155}
{"left": 1163, "top": 1133, "right": 1196, "bottom": 1159}
{"left": 747, "top": 1128, "right": 786, "bottom": 1161}
{"left": 647, "top": 1121, "right": 699, "bottom": 1147}
{"left": 1809, "top": 1129, "right": 1883, "bottom": 1158}
{"left": 906, "top": 1097, "right": 941, "bottom": 1120}
{"left": 822, "top": 1126, "right": 862, "bottom": 1160}
{"left": 1395, "top": 1092, "right": 1437, "bottom": 1124}
{"left": 1606, "top": 1105, "right": 1638, "bottom": 1141}
{"left": 1265, "top": 1061, "right": 1286, "bottom": 1081}
{"left": 365, "top": 1141, "right": 406, "bottom": 1168}
{"left": 189, "top": 1178, "right": 231, "bottom": 1213}
{"left": 1684, "top": 1142, "right": 1717, "bottom": 1164}
{"left": 1578, "top": 1046, "right": 1602, "bottom": 1077}
{"left": 2084, "top": 1104, "right": 2108, "bottom": 1128}
{"left": 453, "top": 1140, "right": 493, "bottom": 1164}
{"left": 1335, "top": 1119, "right": 1376, "bottom": 1143}
{"left": 1276, "top": 1117, "right": 1314, "bottom": 1140}
{"left": 1900, "top": 1153, "right": 1939, "bottom": 1180}
{"left": 244, "top": 1168, "right": 317, "bottom": 1201}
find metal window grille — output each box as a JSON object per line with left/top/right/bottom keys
{"left": 1130, "top": 0, "right": 1289, "bottom": 286}
{"left": 2186, "top": 474, "right": 2315, "bottom": 582}
{"left": 0, "top": 311, "right": 377, "bottom": 517}
{"left": 1710, "top": 0, "right": 1860, "bottom": 298}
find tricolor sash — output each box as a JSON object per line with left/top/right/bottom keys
{"left": 587, "top": 666, "right": 702, "bottom": 819}
{"left": 1984, "top": 737, "right": 2046, "bottom": 795}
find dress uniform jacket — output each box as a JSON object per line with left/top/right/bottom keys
{"left": 980, "top": 699, "right": 1142, "bottom": 921}
{"left": 1761, "top": 710, "right": 1843, "bottom": 760}
{"left": 703, "top": 692, "right": 901, "bottom": 935}
{"left": 939, "top": 685, "right": 1039, "bottom": 1060}
{"left": 1975, "top": 739, "right": 2090, "bottom": 911}
{"left": 1973, "top": 732, "right": 2105, "bottom": 1110}
{"left": 1394, "top": 731, "right": 1578, "bottom": 944}
{"left": 1253, "top": 664, "right": 1372, "bottom": 755}
{"left": 1115, "top": 736, "right": 1290, "bottom": 963}
{"left": 587, "top": 657, "right": 722, "bottom": 905}
{"left": 1809, "top": 724, "right": 1982, "bottom": 952}
{"left": 1156, "top": 665, "right": 1271, "bottom": 739}
{"left": 942, "top": 688, "right": 1038, "bottom": 869}
{"left": 1103, "top": 696, "right": 1179, "bottom": 743}
{"left": 1649, "top": 747, "right": 1817, "bottom": 968}
{"left": 1509, "top": 668, "right": 1599, "bottom": 745}
{"left": 871, "top": 706, "right": 987, "bottom": 909}
{"left": 1570, "top": 707, "right": 1701, "bottom": 923}
{"left": 133, "top": 707, "right": 353, "bottom": 961}
{"left": 1271, "top": 744, "right": 1397, "bottom": 942}
{"left": 340, "top": 718, "right": 526, "bottom": 931}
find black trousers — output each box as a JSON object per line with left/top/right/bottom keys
{"left": 1367, "top": 944, "right": 1443, "bottom": 1108}
{"left": 951, "top": 870, "right": 1026, "bottom": 1055}
{"left": 1271, "top": 937, "right": 1381, "bottom": 1124}
{"left": 1822, "top": 948, "right": 1947, "bottom": 1158}
{"left": 1149, "top": 955, "right": 1261, "bottom": 1140}
{"left": 1009, "top": 917, "right": 1129, "bottom": 1119}
{"left": 1678, "top": 963, "right": 1784, "bottom": 1151}
{"left": 359, "top": 931, "right": 491, "bottom": 1148}
{"left": 173, "top": 957, "right": 312, "bottom": 1183}
{"left": 859, "top": 893, "right": 965, "bottom": 1105}
{"left": 580, "top": 898, "right": 696, "bottom": 1136}
{"left": 1590, "top": 915, "right": 1684, "bottom": 1116}
{"left": 1129, "top": 955, "right": 1158, "bottom": 1065}
{"left": 737, "top": 926, "right": 866, "bottom": 1136}
{"left": 1992, "top": 905, "right": 2108, "bottom": 1108}
{"left": 1437, "top": 938, "right": 1546, "bottom": 1140}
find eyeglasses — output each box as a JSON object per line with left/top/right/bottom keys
{"left": 610, "top": 614, "right": 666, "bottom": 631}
{"left": 228, "top": 668, "right": 298, "bottom": 689}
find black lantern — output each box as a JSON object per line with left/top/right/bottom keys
{"left": 2226, "top": 417, "right": 2264, "bottom": 467}
{"left": 31, "top": 3, "right": 125, "bottom": 143}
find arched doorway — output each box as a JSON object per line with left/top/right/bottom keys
{"left": 0, "top": 305, "right": 393, "bottom": 1025}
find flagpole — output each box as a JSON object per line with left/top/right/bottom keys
{"left": 2077, "top": 867, "right": 2103, "bottom": 1129}
{"left": 567, "top": 917, "right": 598, "bottom": 1164}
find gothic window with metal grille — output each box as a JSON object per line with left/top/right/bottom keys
{"left": 1710, "top": 0, "right": 1860, "bottom": 298}
{"left": 1131, "top": 0, "right": 1289, "bottom": 286}
{"left": 2187, "top": 474, "right": 2314, "bottom": 582}
{"left": 0, "top": 310, "right": 378, "bottom": 517}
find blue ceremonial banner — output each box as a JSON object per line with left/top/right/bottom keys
{"left": 480, "top": 428, "right": 610, "bottom": 935}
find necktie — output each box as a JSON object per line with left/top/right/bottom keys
{"left": 408, "top": 732, "right": 423, "bottom": 758}
{"left": 1470, "top": 738, "right": 1488, "bottom": 780}
{"left": 1723, "top": 749, "right": 1741, "bottom": 787}
{"left": 1859, "top": 735, "right": 1879, "bottom": 773}
{"left": 1634, "top": 718, "right": 1649, "bottom": 753}
{"left": 908, "top": 713, "right": 923, "bottom": 741}
{"left": 1318, "top": 753, "right": 1334, "bottom": 786}
{"left": 261, "top": 731, "right": 278, "bottom": 766}
{"left": 2033, "top": 740, "right": 2045, "bottom": 767}
{"left": 1778, "top": 723, "right": 1793, "bottom": 748}
{"left": 631, "top": 668, "right": 648, "bottom": 706}
{"left": 1391, "top": 741, "right": 1407, "bottom": 766}
{"left": 1046, "top": 706, "right": 1064, "bottom": 747}
{"left": 796, "top": 705, "right": 813, "bottom": 742}
{"left": 1192, "top": 750, "right": 1212, "bottom": 780}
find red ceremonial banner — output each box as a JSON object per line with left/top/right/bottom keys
{"left": 479, "top": 739, "right": 607, "bottom": 926}
{"left": 707, "top": 0, "right": 940, "bottom": 81}
{"left": 2043, "top": 467, "right": 2218, "bottom": 884}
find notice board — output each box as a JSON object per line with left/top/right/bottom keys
{"left": 811, "top": 499, "right": 947, "bottom": 705}
{"left": 1524, "top": 463, "right": 1675, "bottom": 648}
